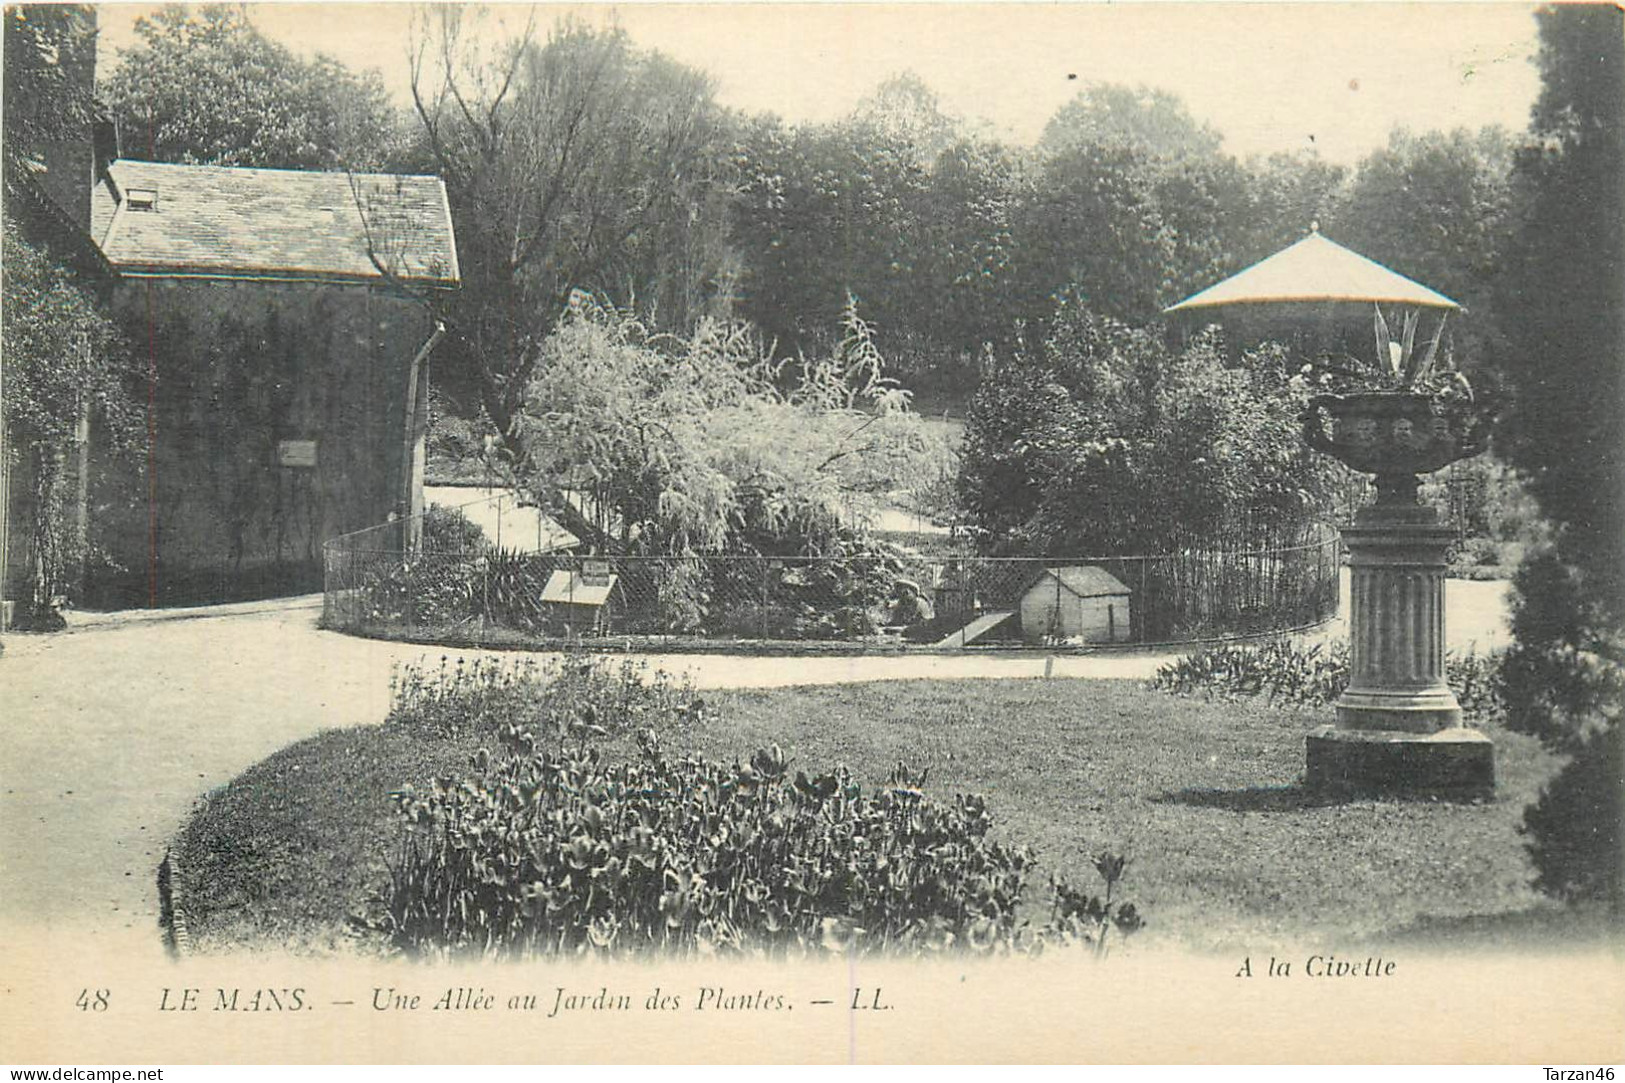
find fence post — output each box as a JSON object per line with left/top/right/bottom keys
{"left": 758, "top": 557, "right": 768, "bottom": 641}
{"left": 1139, "top": 558, "right": 1147, "bottom": 643}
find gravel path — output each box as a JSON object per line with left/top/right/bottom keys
{"left": 0, "top": 573, "right": 1510, "bottom": 959}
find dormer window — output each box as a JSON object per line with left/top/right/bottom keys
{"left": 126, "top": 189, "right": 157, "bottom": 211}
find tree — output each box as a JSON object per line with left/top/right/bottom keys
{"left": 508, "top": 298, "right": 950, "bottom": 632}
{"left": 3, "top": 5, "right": 140, "bottom": 628}
{"left": 1333, "top": 127, "right": 1515, "bottom": 380}
{"left": 3, "top": 5, "right": 99, "bottom": 187}
{"left": 1234, "top": 151, "right": 1349, "bottom": 266}
{"left": 1038, "top": 83, "right": 1224, "bottom": 161}
{"left": 1011, "top": 140, "right": 1174, "bottom": 325}
{"left": 727, "top": 74, "right": 1030, "bottom": 399}
{"left": 852, "top": 72, "right": 960, "bottom": 167}
{"left": 728, "top": 106, "right": 935, "bottom": 359}
{"left": 1492, "top": 5, "right": 1624, "bottom": 909}
{"left": 515, "top": 297, "right": 948, "bottom": 554}
{"left": 1016, "top": 82, "right": 1258, "bottom": 328}
{"left": 1, "top": 223, "right": 138, "bottom": 626}
{"left": 102, "top": 4, "right": 402, "bottom": 170}
{"left": 957, "top": 298, "right": 1336, "bottom": 556}
{"left": 399, "top": 12, "right": 727, "bottom": 513}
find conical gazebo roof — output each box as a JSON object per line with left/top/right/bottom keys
{"left": 1165, "top": 230, "right": 1460, "bottom": 315}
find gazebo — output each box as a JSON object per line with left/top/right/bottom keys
{"left": 1166, "top": 228, "right": 1493, "bottom": 800}
{"left": 1164, "top": 227, "right": 1460, "bottom": 364}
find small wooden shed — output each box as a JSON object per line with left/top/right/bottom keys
{"left": 539, "top": 560, "right": 620, "bottom": 633}
{"left": 1020, "top": 566, "right": 1132, "bottom": 643}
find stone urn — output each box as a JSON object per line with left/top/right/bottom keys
{"left": 1301, "top": 389, "right": 1493, "bottom": 798}
{"left": 1303, "top": 389, "right": 1489, "bottom": 503}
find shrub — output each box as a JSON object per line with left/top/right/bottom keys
{"left": 382, "top": 731, "right": 1141, "bottom": 959}
{"left": 1149, "top": 639, "right": 1348, "bottom": 707}
{"left": 387, "top": 651, "right": 705, "bottom": 742}
{"left": 1150, "top": 639, "right": 1505, "bottom": 721}
{"left": 1499, "top": 550, "right": 1624, "bottom": 908}
{"left": 476, "top": 549, "right": 554, "bottom": 632}
{"left": 1519, "top": 725, "right": 1623, "bottom": 909}
{"left": 957, "top": 310, "right": 1338, "bottom": 556}
{"left": 421, "top": 505, "right": 490, "bottom": 554}
{"left": 358, "top": 555, "right": 482, "bottom": 628}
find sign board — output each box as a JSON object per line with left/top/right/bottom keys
{"left": 581, "top": 560, "right": 613, "bottom": 586}
{"left": 277, "top": 440, "right": 318, "bottom": 468}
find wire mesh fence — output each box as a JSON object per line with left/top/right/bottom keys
{"left": 325, "top": 497, "right": 1340, "bottom": 650}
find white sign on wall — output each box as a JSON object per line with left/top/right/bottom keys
{"left": 277, "top": 440, "right": 318, "bottom": 468}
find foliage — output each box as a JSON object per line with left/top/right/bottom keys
{"left": 1151, "top": 639, "right": 1349, "bottom": 708}
{"left": 727, "top": 106, "right": 939, "bottom": 358}
{"left": 727, "top": 76, "right": 1256, "bottom": 393}
{"left": 0, "top": 220, "right": 137, "bottom": 625}
{"left": 705, "top": 538, "right": 907, "bottom": 641}
{"left": 357, "top": 554, "right": 482, "bottom": 630}
{"left": 2, "top": 5, "right": 99, "bottom": 184}
{"left": 1015, "top": 83, "right": 1254, "bottom": 325}
{"left": 102, "top": 5, "right": 402, "bottom": 169}
{"left": 1150, "top": 639, "right": 1506, "bottom": 722}
{"left": 358, "top": 548, "right": 585, "bottom": 634}
{"left": 1489, "top": 5, "right": 1625, "bottom": 909}
{"left": 383, "top": 726, "right": 1139, "bottom": 959}
{"left": 514, "top": 298, "right": 951, "bottom": 563}
{"left": 1498, "top": 555, "right": 1624, "bottom": 759}
{"left": 1231, "top": 151, "right": 1348, "bottom": 267}
{"left": 1493, "top": 6, "right": 1625, "bottom": 619}
{"left": 1012, "top": 141, "right": 1175, "bottom": 325}
{"left": 1330, "top": 127, "right": 1515, "bottom": 383}
{"left": 420, "top": 505, "right": 488, "bottom": 555}
{"left": 387, "top": 651, "right": 704, "bottom": 743}
{"left": 397, "top": 12, "right": 728, "bottom": 482}
{"left": 1420, "top": 455, "right": 1547, "bottom": 577}
{"left": 958, "top": 307, "right": 1336, "bottom": 555}
{"left": 1039, "top": 83, "right": 1224, "bottom": 161}
{"left": 1519, "top": 725, "right": 1622, "bottom": 909}
{"left": 354, "top": 544, "right": 914, "bottom": 643}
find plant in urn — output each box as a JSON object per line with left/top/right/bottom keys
{"left": 1300, "top": 306, "right": 1493, "bottom": 798}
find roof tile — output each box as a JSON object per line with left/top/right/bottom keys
{"left": 99, "top": 160, "right": 458, "bottom": 285}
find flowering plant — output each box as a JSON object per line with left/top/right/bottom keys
{"left": 1298, "top": 304, "right": 1474, "bottom": 401}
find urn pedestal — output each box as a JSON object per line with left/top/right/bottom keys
{"left": 1302, "top": 391, "right": 1494, "bottom": 800}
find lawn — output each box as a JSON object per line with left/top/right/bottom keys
{"left": 172, "top": 675, "right": 1583, "bottom": 956}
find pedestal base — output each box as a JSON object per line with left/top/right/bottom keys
{"left": 1334, "top": 688, "right": 1462, "bottom": 733}
{"left": 1306, "top": 725, "right": 1494, "bottom": 800}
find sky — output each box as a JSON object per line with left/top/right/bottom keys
{"left": 94, "top": 2, "right": 1545, "bottom": 165}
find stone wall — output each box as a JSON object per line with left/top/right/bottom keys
{"left": 88, "top": 277, "right": 432, "bottom": 607}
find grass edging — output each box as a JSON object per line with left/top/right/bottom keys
{"left": 170, "top": 676, "right": 1569, "bottom": 957}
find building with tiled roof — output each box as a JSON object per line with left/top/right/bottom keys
{"left": 75, "top": 158, "right": 461, "bottom": 606}
{"left": 91, "top": 160, "right": 459, "bottom": 286}
{"left": 3, "top": 7, "right": 463, "bottom": 618}
{"left": 6, "top": 150, "right": 461, "bottom": 610}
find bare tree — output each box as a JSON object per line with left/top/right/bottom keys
{"left": 402, "top": 9, "right": 724, "bottom": 472}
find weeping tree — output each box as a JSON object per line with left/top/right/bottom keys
{"left": 509, "top": 297, "right": 952, "bottom": 631}
{"left": 516, "top": 296, "right": 950, "bottom": 551}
